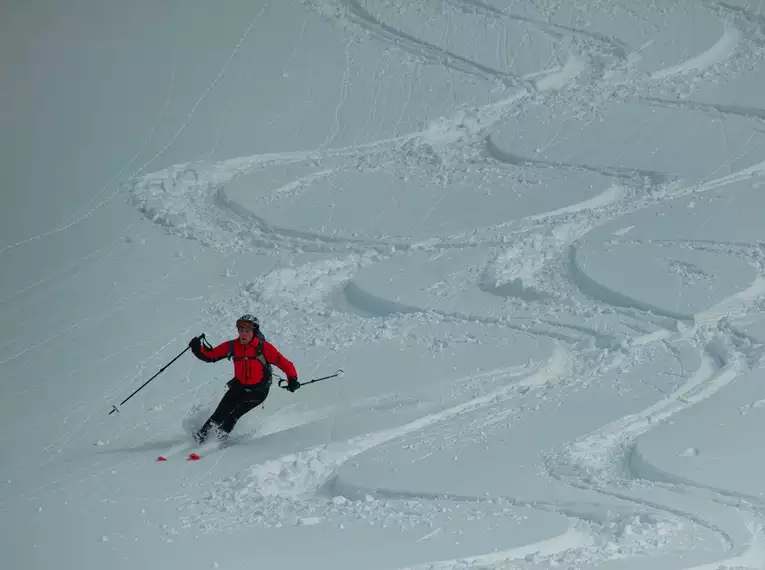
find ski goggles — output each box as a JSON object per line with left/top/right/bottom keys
{"left": 236, "top": 320, "right": 256, "bottom": 331}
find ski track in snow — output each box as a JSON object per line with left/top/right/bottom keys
{"left": 8, "top": 0, "right": 765, "bottom": 568}
{"left": 544, "top": 276, "right": 765, "bottom": 560}
{"left": 651, "top": 26, "right": 742, "bottom": 80}
{"left": 400, "top": 527, "right": 595, "bottom": 570}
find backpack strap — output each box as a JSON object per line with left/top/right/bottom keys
{"left": 255, "top": 337, "right": 273, "bottom": 386}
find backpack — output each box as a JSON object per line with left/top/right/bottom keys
{"left": 227, "top": 330, "right": 273, "bottom": 387}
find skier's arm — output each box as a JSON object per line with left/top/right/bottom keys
{"left": 263, "top": 342, "right": 298, "bottom": 378}
{"left": 191, "top": 339, "right": 230, "bottom": 363}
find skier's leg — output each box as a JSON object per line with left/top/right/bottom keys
{"left": 217, "top": 389, "right": 268, "bottom": 435}
{"left": 195, "top": 386, "right": 241, "bottom": 443}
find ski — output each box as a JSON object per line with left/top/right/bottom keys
{"left": 157, "top": 440, "right": 196, "bottom": 462}
{"left": 157, "top": 438, "right": 224, "bottom": 462}
{"left": 157, "top": 431, "right": 245, "bottom": 462}
{"left": 185, "top": 438, "right": 231, "bottom": 460}
{"left": 157, "top": 447, "right": 218, "bottom": 462}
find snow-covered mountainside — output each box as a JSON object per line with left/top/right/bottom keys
{"left": 2, "top": 1, "right": 765, "bottom": 568}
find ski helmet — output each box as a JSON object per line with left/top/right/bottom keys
{"left": 236, "top": 314, "right": 259, "bottom": 330}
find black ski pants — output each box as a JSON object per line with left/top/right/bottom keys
{"left": 196, "top": 379, "right": 269, "bottom": 442}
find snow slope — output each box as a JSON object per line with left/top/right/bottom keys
{"left": 2, "top": 0, "right": 765, "bottom": 569}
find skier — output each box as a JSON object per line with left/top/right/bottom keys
{"left": 188, "top": 314, "right": 299, "bottom": 444}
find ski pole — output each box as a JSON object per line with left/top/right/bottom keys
{"left": 278, "top": 369, "right": 344, "bottom": 390}
{"left": 109, "top": 335, "right": 203, "bottom": 415}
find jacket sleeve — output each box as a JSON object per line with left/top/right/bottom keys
{"left": 192, "top": 340, "right": 230, "bottom": 363}
{"left": 263, "top": 341, "right": 297, "bottom": 378}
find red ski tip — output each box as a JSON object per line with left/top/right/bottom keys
{"left": 187, "top": 453, "right": 201, "bottom": 461}
{"left": 157, "top": 456, "right": 167, "bottom": 462}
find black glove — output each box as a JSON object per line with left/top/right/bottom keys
{"left": 286, "top": 376, "right": 300, "bottom": 392}
{"left": 189, "top": 336, "right": 202, "bottom": 351}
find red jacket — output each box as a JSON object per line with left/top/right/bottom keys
{"left": 197, "top": 337, "right": 297, "bottom": 386}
